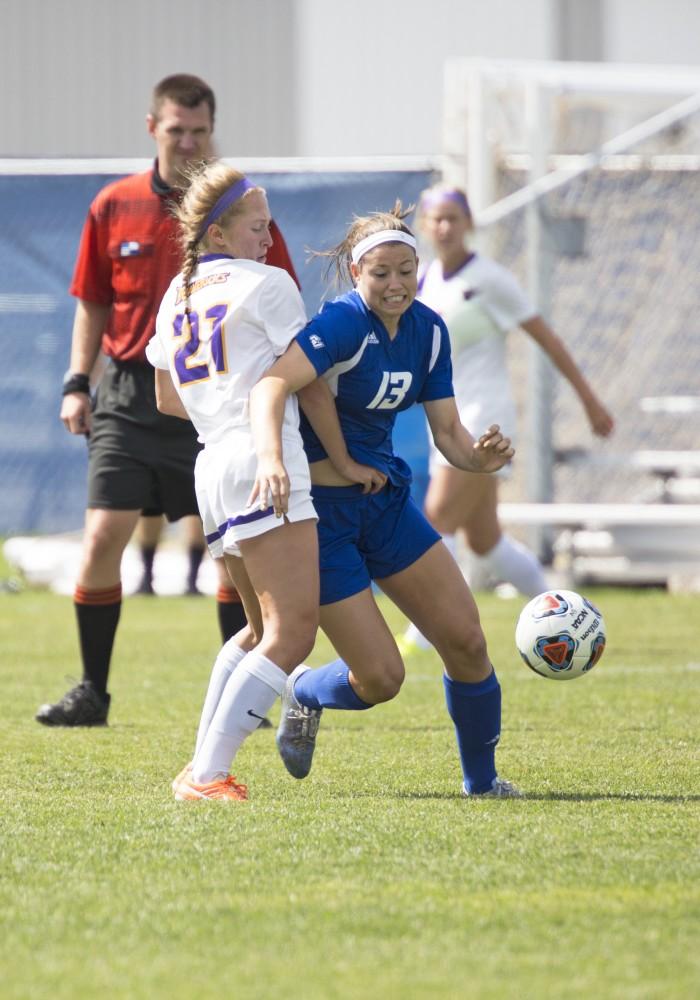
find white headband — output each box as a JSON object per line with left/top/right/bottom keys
{"left": 350, "top": 229, "right": 417, "bottom": 265}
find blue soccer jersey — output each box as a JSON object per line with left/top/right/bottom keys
{"left": 295, "top": 290, "right": 454, "bottom": 484}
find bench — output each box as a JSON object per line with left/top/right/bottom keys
{"left": 556, "top": 449, "right": 700, "bottom": 501}
{"left": 498, "top": 502, "right": 700, "bottom": 586}
{"left": 499, "top": 502, "right": 700, "bottom": 529}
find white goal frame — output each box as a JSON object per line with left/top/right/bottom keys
{"left": 442, "top": 59, "right": 700, "bottom": 555}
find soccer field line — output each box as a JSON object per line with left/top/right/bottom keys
{"left": 404, "top": 662, "right": 700, "bottom": 682}
{"left": 595, "top": 661, "right": 700, "bottom": 676}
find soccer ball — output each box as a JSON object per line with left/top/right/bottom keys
{"left": 515, "top": 589, "right": 606, "bottom": 680}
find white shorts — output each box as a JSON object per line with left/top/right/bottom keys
{"left": 195, "top": 428, "right": 317, "bottom": 558}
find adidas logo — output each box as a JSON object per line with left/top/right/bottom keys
{"left": 367, "top": 331, "right": 379, "bottom": 344}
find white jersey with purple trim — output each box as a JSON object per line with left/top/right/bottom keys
{"left": 147, "top": 253, "right": 306, "bottom": 446}
{"left": 148, "top": 253, "right": 315, "bottom": 556}
{"left": 418, "top": 253, "right": 535, "bottom": 442}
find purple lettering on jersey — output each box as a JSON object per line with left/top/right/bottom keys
{"left": 173, "top": 305, "right": 229, "bottom": 385}
{"left": 207, "top": 304, "right": 228, "bottom": 373}
{"left": 173, "top": 311, "right": 207, "bottom": 385}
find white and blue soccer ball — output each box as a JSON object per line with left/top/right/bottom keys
{"left": 515, "top": 589, "right": 606, "bottom": 680}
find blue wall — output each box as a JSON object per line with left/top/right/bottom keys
{"left": 0, "top": 168, "right": 432, "bottom": 534}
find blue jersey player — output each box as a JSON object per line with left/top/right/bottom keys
{"left": 248, "top": 204, "right": 522, "bottom": 798}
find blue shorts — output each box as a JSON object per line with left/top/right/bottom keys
{"left": 311, "top": 481, "right": 441, "bottom": 606}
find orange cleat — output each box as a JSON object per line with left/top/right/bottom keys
{"left": 171, "top": 762, "right": 193, "bottom": 795}
{"left": 174, "top": 773, "right": 248, "bottom": 801}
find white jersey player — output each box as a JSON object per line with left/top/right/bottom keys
{"left": 149, "top": 253, "right": 315, "bottom": 556}
{"left": 419, "top": 251, "right": 535, "bottom": 460}
{"left": 400, "top": 186, "right": 613, "bottom": 656}
{"left": 147, "top": 163, "right": 321, "bottom": 803}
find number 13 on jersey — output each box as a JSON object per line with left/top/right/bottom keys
{"left": 367, "top": 371, "right": 413, "bottom": 410}
{"left": 173, "top": 304, "right": 229, "bottom": 386}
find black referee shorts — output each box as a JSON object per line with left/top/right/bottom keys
{"left": 86, "top": 361, "right": 201, "bottom": 522}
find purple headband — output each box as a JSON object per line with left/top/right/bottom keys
{"left": 420, "top": 189, "right": 471, "bottom": 216}
{"left": 197, "top": 177, "right": 256, "bottom": 241}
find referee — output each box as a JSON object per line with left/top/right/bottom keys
{"left": 36, "top": 74, "right": 299, "bottom": 726}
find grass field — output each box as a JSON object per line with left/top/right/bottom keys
{"left": 1, "top": 575, "right": 698, "bottom": 1000}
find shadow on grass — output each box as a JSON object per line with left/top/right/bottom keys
{"left": 522, "top": 791, "right": 700, "bottom": 803}
{"left": 328, "top": 789, "right": 700, "bottom": 803}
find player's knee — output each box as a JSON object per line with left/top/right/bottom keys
{"left": 360, "top": 660, "right": 405, "bottom": 704}
{"left": 440, "top": 622, "right": 489, "bottom": 672}
{"left": 82, "top": 520, "right": 125, "bottom": 565}
{"left": 239, "top": 623, "right": 261, "bottom": 649}
{"left": 283, "top": 612, "right": 320, "bottom": 667}
{"left": 238, "top": 616, "right": 261, "bottom": 647}
{"left": 460, "top": 623, "right": 489, "bottom": 662}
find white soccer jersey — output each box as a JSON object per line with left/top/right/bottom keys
{"left": 419, "top": 253, "right": 536, "bottom": 443}
{"left": 147, "top": 254, "right": 306, "bottom": 445}
{"left": 147, "top": 254, "right": 316, "bottom": 556}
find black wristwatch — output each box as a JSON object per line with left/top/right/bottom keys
{"left": 62, "top": 371, "right": 91, "bottom": 396}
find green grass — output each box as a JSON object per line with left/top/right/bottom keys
{"left": 1, "top": 581, "right": 698, "bottom": 1000}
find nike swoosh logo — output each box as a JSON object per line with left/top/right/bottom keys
{"left": 247, "top": 709, "right": 267, "bottom": 721}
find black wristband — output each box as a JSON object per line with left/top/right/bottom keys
{"left": 62, "top": 372, "right": 91, "bottom": 396}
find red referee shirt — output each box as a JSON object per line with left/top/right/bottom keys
{"left": 70, "top": 166, "right": 300, "bottom": 364}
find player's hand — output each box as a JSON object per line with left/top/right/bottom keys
{"left": 472, "top": 424, "right": 515, "bottom": 473}
{"left": 341, "top": 458, "right": 387, "bottom": 494}
{"left": 60, "top": 393, "right": 92, "bottom": 436}
{"left": 585, "top": 398, "right": 614, "bottom": 437}
{"left": 248, "top": 458, "right": 290, "bottom": 518}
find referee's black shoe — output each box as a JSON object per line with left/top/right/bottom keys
{"left": 35, "top": 681, "right": 110, "bottom": 727}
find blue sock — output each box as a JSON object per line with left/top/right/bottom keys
{"left": 294, "top": 659, "right": 372, "bottom": 711}
{"left": 443, "top": 671, "right": 501, "bottom": 794}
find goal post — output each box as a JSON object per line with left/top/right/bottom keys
{"left": 442, "top": 59, "right": 700, "bottom": 558}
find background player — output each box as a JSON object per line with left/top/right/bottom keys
{"left": 36, "top": 74, "right": 299, "bottom": 727}
{"left": 248, "top": 205, "right": 521, "bottom": 798}
{"left": 400, "top": 185, "right": 614, "bottom": 651}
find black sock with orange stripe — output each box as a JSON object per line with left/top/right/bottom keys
{"left": 74, "top": 584, "right": 122, "bottom": 698}
{"left": 216, "top": 585, "right": 248, "bottom": 643}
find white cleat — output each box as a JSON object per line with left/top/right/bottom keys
{"left": 462, "top": 777, "right": 524, "bottom": 799}
{"left": 276, "top": 665, "right": 323, "bottom": 779}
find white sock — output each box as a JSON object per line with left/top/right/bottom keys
{"left": 462, "top": 549, "right": 493, "bottom": 591}
{"left": 475, "top": 535, "right": 548, "bottom": 598}
{"left": 194, "top": 639, "right": 247, "bottom": 757}
{"left": 192, "top": 651, "right": 288, "bottom": 783}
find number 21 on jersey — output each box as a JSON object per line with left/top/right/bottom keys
{"left": 367, "top": 371, "right": 413, "bottom": 410}
{"left": 173, "top": 304, "right": 229, "bottom": 386}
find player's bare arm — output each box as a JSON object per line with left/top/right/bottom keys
{"left": 60, "top": 300, "right": 110, "bottom": 435}
{"left": 247, "top": 373, "right": 290, "bottom": 517}
{"left": 154, "top": 368, "right": 190, "bottom": 420}
{"left": 248, "top": 344, "right": 318, "bottom": 514}
{"left": 298, "top": 378, "right": 387, "bottom": 494}
{"left": 424, "top": 397, "right": 514, "bottom": 474}
{"left": 520, "top": 315, "right": 614, "bottom": 437}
